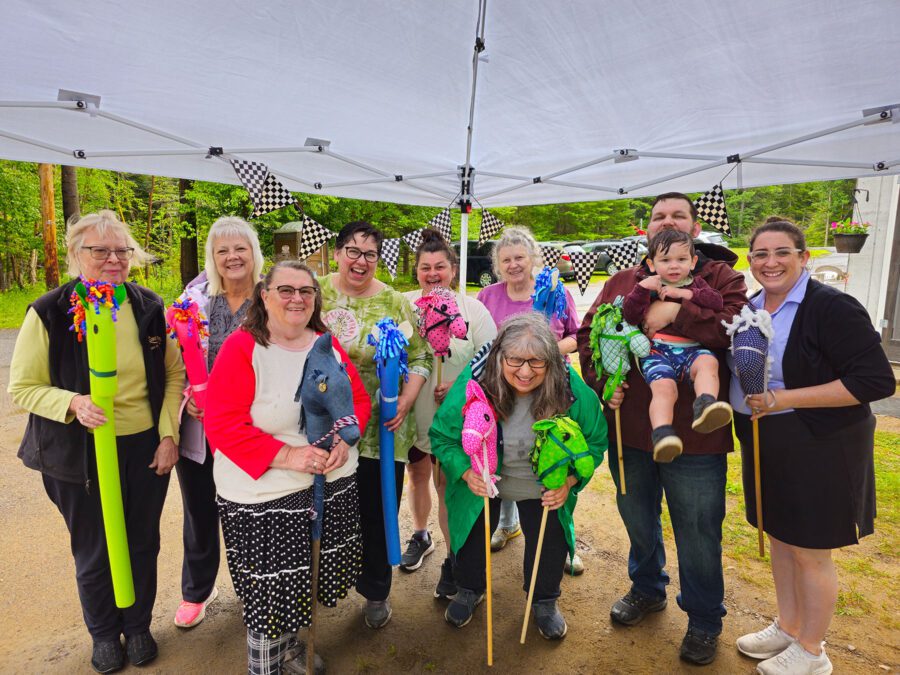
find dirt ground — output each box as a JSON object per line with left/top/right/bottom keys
{"left": 0, "top": 328, "right": 896, "bottom": 674}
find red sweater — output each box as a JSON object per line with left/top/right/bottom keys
{"left": 205, "top": 329, "right": 371, "bottom": 481}
{"left": 577, "top": 247, "right": 747, "bottom": 455}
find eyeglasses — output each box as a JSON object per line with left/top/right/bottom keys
{"left": 504, "top": 356, "right": 548, "bottom": 370}
{"left": 81, "top": 246, "right": 135, "bottom": 261}
{"left": 748, "top": 248, "right": 803, "bottom": 262}
{"left": 269, "top": 285, "right": 318, "bottom": 300}
{"left": 343, "top": 246, "right": 379, "bottom": 263}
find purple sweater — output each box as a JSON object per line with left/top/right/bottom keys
{"left": 476, "top": 282, "right": 579, "bottom": 339}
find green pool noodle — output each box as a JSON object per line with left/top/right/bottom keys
{"left": 77, "top": 282, "right": 135, "bottom": 608}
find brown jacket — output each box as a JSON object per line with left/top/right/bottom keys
{"left": 576, "top": 244, "right": 747, "bottom": 455}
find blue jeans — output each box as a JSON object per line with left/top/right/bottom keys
{"left": 609, "top": 446, "right": 727, "bottom": 635}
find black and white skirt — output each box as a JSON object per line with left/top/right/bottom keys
{"left": 217, "top": 474, "right": 362, "bottom": 637}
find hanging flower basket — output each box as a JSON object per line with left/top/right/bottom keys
{"left": 833, "top": 233, "right": 868, "bottom": 254}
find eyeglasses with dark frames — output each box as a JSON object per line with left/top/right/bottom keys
{"left": 269, "top": 285, "right": 318, "bottom": 300}
{"left": 504, "top": 356, "right": 548, "bottom": 370}
{"left": 81, "top": 246, "right": 135, "bottom": 261}
{"left": 343, "top": 246, "right": 379, "bottom": 263}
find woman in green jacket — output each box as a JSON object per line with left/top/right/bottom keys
{"left": 430, "top": 313, "right": 607, "bottom": 639}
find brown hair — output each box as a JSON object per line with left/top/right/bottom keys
{"left": 480, "top": 313, "right": 571, "bottom": 421}
{"left": 243, "top": 261, "right": 327, "bottom": 346}
{"left": 647, "top": 228, "right": 695, "bottom": 259}
{"left": 749, "top": 217, "right": 806, "bottom": 251}
{"left": 651, "top": 192, "right": 698, "bottom": 221}
{"left": 415, "top": 228, "right": 459, "bottom": 288}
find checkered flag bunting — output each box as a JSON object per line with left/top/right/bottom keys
{"left": 540, "top": 245, "right": 563, "bottom": 270}
{"left": 297, "top": 214, "right": 336, "bottom": 261}
{"left": 479, "top": 210, "right": 504, "bottom": 244}
{"left": 428, "top": 208, "right": 453, "bottom": 242}
{"left": 230, "top": 159, "right": 268, "bottom": 201}
{"left": 694, "top": 184, "right": 731, "bottom": 236}
{"left": 569, "top": 251, "right": 600, "bottom": 295}
{"left": 607, "top": 240, "right": 639, "bottom": 272}
{"left": 403, "top": 228, "right": 425, "bottom": 253}
{"left": 381, "top": 238, "right": 401, "bottom": 279}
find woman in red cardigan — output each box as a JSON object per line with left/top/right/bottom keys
{"left": 204, "top": 261, "right": 370, "bottom": 675}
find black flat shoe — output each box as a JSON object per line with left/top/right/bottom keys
{"left": 125, "top": 631, "right": 158, "bottom": 667}
{"left": 91, "top": 639, "right": 124, "bottom": 674}
{"left": 679, "top": 626, "right": 719, "bottom": 665}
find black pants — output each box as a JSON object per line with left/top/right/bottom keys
{"left": 174, "top": 441, "right": 220, "bottom": 602}
{"left": 454, "top": 497, "right": 567, "bottom": 602}
{"left": 42, "top": 428, "right": 170, "bottom": 641}
{"left": 354, "top": 456, "right": 404, "bottom": 601}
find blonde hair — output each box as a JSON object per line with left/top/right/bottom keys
{"left": 65, "top": 210, "right": 151, "bottom": 278}
{"left": 204, "top": 216, "right": 265, "bottom": 295}
{"left": 492, "top": 226, "right": 542, "bottom": 279}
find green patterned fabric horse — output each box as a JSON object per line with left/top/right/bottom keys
{"left": 530, "top": 415, "right": 594, "bottom": 489}
{"left": 589, "top": 295, "right": 651, "bottom": 401}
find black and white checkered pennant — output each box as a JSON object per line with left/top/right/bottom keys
{"left": 381, "top": 238, "right": 401, "bottom": 279}
{"left": 403, "top": 228, "right": 425, "bottom": 253}
{"left": 229, "top": 159, "right": 268, "bottom": 201}
{"left": 568, "top": 251, "right": 600, "bottom": 295}
{"left": 479, "top": 210, "right": 504, "bottom": 244}
{"left": 607, "top": 240, "right": 639, "bottom": 272}
{"left": 297, "top": 214, "right": 336, "bottom": 261}
{"left": 694, "top": 184, "right": 731, "bottom": 236}
{"left": 540, "top": 245, "right": 562, "bottom": 270}
{"left": 428, "top": 208, "right": 452, "bottom": 242}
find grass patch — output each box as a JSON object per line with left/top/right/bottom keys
{"left": 0, "top": 284, "right": 44, "bottom": 327}
{"left": 835, "top": 588, "right": 872, "bottom": 616}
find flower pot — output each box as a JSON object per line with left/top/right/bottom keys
{"left": 834, "top": 233, "right": 868, "bottom": 254}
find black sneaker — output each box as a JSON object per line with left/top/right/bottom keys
{"left": 399, "top": 533, "right": 435, "bottom": 571}
{"left": 651, "top": 425, "right": 683, "bottom": 463}
{"left": 609, "top": 589, "right": 667, "bottom": 626}
{"left": 691, "top": 394, "right": 733, "bottom": 434}
{"left": 679, "top": 626, "right": 719, "bottom": 665}
{"left": 124, "top": 631, "right": 158, "bottom": 667}
{"left": 444, "top": 587, "right": 485, "bottom": 628}
{"left": 532, "top": 599, "right": 568, "bottom": 640}
{"left": 90, "top": 639, "right": 124, "bottom": 674}
{"left": 433, "top": 557, "right": 457, "bottom": 600}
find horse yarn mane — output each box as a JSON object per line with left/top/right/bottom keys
{"left": 531, "top": 267, "right": 568, "bottom": 322}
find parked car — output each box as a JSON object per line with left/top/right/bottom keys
{"left": 694, "top": 230, "right": 728, "bottom": 247}
{"left": 453, "top": 240, "right": 498, "bottom": 287}
{"left": 583, "top": 239, "right": 625, "bottom": 275}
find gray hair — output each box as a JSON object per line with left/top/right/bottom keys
{"left": 480, "top": 312, "right": 571, "bottom": 421}
{"left": 204, "top": 216, "right": 265, "bottom": 295}
{"left": 65, "top": 210, "right": 151, "bottom": 278}
{"left": 492, "top": 226, "right": 542, "bottom": 279}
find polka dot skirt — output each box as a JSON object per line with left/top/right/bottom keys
{"left": 218, "top": 474, "right": 363, "bottom": 638}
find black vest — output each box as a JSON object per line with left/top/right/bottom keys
{"left": 17, "top": 279, "right": 168, "bottom": 485}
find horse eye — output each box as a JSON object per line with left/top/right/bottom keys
{"left": 615, "top": 323, "right": 623, "bottom": 331}
{"left": 440, "top": 304, "right": 447, "bottom": 311}
{"left": 483, "top": 413, "right": 490, "bottom": 422}
{"left": 563, "top": 432, "right": 571, "bottom": 441}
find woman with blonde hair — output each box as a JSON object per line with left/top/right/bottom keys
{"left": 9, "top": 210, "right": 184, "bottom": 672}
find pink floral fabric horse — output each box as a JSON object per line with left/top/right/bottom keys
{"left": 461, "top": 379, "right": 499, "bottom": 498}
{"left": 414, "top": 286, "right": 468, "bottom": 358}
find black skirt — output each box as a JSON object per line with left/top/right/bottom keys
{"left": 734, "top": 411, "right": 876, "bottom": 549}
{"left": 218, "top": 474, "right": 363, "bottom": 637}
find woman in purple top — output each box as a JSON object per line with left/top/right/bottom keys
{"left": 475, "top": 227, "right": 582, "bottom": 573}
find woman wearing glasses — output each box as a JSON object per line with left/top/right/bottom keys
{"left": 430, "top": 313, "right": 606, "bottom": 638}
{"left": 319, "top": 221, "right": 432, "bottom": 629}
{"left": 730, "top": 218, "right": 893, "bottom": 675}
{"left": 9, "top": 211, "right": 185, "bottom": 672}
{"left": 172, "top": 216, "right": 264, "bottom": 630}
{"left": 204, "top": 260, "right": 370, "bottom": 674}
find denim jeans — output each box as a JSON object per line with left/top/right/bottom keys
{"left": 609, "top": 445, "right": 727, "bottom": 635}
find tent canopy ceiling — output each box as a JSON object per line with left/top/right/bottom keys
{"left": 2, "top": 0, "right": 899, "bottom": 207}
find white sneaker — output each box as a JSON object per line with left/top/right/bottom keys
{"left": 737, "top": 620, "right": 794, "bottom": 659}
{"left": 757, "top": 642, "right": 833, "bottom": 675}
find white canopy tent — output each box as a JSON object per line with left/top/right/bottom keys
{"left": 2, "top": 1, "right": 899, "bottom": 232}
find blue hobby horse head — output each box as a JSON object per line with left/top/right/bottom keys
{"left": 294, "top": 332, "right": 360, "bottom": 448}
{"left": 531, "top": 266, "right": 568, "bottom": 323}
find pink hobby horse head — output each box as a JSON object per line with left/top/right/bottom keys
{"left": 414, "top": 286, "right": 468, "bottom": 359}
{"left": 166, "top": 299, "right": 210, "bottom": 412}
{"left": 461, "top": 379, "right": 499, "bottom": 498}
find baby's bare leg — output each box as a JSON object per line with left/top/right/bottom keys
{"left": 690, "top": 354, "right": 720, "bottom": 398}
{"left": 649, "top": 378, "right": 678, "bottom": 429}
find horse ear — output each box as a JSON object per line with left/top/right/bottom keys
{"left": 313, "top": 332, "right": 332, "bottom": 354}
{"left": 532, "top": 419, "right": 554, "bottom": 431}
{"left": 414, "top": 295, "right": 430, "bottom": 311}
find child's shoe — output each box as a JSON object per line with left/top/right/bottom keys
{"left": 691, "top": 394, "right": 733, "bottom": 433}
{"left": 651, "top": 425, "right": 682, "bottom": 463}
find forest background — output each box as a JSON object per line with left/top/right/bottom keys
{"left": 0, "top": 158, "right": 857, "bottom": 303}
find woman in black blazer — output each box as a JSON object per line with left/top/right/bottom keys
{"left": 729, "top": 218, "right": 894, "bottom": 675}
